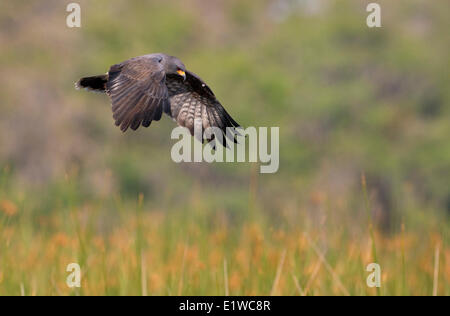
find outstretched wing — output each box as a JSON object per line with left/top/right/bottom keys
{"left": 165, "top": 71, "right": 240, "bottom": 146}
{"left": 106, "top": 56, "right": 168, "bottom": 132}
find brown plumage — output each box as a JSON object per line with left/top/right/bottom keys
{"left": 76, "top": 53, "right": 239, "bottom": 146}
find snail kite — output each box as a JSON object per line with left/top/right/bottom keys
{"left": 76, "top": 53, "right": 239, "bottom": 146}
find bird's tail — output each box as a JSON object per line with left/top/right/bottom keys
{"left": 75, "top": 74, "right": 108, "bottom": 93}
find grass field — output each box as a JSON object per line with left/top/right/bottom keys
{"left": 1, "top": 167, "right": 448, "bottom": 296}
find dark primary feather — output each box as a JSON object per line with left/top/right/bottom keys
{"left": 106, "top": 56, "right": 168, "bottom": 132}
{"left": 165, "top": 71, "right": 240, "bottom": 146}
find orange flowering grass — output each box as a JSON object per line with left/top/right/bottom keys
{"left": 0, "top": 194, "right": 448, "bottom": 296}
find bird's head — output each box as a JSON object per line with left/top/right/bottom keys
{"left": 166, "top": 55, "right": 186, "bottom": 80}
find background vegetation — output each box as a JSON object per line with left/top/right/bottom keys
{"left": 0, "top": 0, "right": 448, "bottom": 295}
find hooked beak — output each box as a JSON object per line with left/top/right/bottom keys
{"left": 177, "top": 69, "right": 186, "bottom": 81}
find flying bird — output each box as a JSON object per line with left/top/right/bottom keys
{"left": 76, "top": 53, "right": 240, "bottom": 146}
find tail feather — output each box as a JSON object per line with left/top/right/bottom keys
{"left": 75, "top": 74, "right": 108, "bottom": 93}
